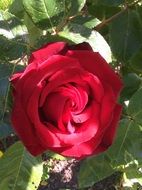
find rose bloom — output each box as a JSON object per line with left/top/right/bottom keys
{"left": 10, "top": 42, "right": 123, "bottom": 159}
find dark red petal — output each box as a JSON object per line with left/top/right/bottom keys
{"left": 29, "top": 42, "right": 67, "bottom": 64}
{"left": 10, "top": 72, "right": 23, "bottom": 87}
{"left": 14, "top": 55, "right": 79, "bottom": 109}
{"left": 26, "top": 86, "right": 63, "bottom": 147}
{"left": 54, "top": 101, "right": 100, "bottom": 145}
{"left": 58, "top": 130, "right": 103, "bottom": 158}
{"left": 58, "top": 84, "right": 89, "bottom": 114}
{"left": 11, "top": 98, "right": 45, "bottom": 156}
{"left": 55, "top": 118, "right": 98, "bottom": 145}
{"left": 84, "top": 73, "right": 104, "bottom": 102}
{"left": 66, "top": 50, "right": 123, "bottom": 97}
{"left": 100, "top": 83, "right": 116, "bottom": 128}
{"left": 93, "top": 104, "right": 122, "bottom": 155}
{"left": 42, "top": 92, "right": 68, "bottom": 132}
{"left": 39, "top": 67, "right": 85, "bottom": 107}
{"left": 69, "top": 42, "right": 93, "bottom": 51}
{"left": 59, "top": 143, "right": 93, "bottom": 158}
{"left": 60, "top": 104, "right": 122, "bottom": 158}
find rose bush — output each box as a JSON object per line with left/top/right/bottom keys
{"left": 10, "top": 42, "right": 123, "bottom": 159}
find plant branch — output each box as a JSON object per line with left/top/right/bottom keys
{"left": 95, "top": 0, "right": 141, "bottom": 31}
{"left": 95, "top": 7, "right": 127, "bottom": 31}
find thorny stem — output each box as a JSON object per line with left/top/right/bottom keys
{"left": 95, "top": 0, "right": 141, "bottom": 31}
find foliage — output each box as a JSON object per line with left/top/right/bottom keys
{"left": 0, "top": 142, "right": 43, "bottom": 190}
{"left": 0, "top": 0, "right": 142, "bottom": 189}
{"left": 0, "top": 0, "right": 12, "bottom": 10}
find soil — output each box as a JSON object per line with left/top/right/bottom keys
{"left": 39, "top": 159, "right": 123, "bottom": 190}
{"left": 39, "top": 158, "right": 80, "bottom": 190}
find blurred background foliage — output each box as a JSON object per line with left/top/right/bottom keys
{"left": 0, "top": 0, "right": 142, "bottom": 189}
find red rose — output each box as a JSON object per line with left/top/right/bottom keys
{"left": 10, "top": 42, "right": 123, "bottom": 159}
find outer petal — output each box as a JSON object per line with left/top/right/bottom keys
{"left": 11, "top": 98, "right": 46, "bottom": 156}
{"left": 57, "top": 127, "right": 103, "bottom": 158}
{"left": 29, "top": 42, "right": 67, "bottom": 64}
{"left": 10, "top": 72, "right": 23, "bottom": 87}
{"left": 93, "top": 104, "right": 122, "bottom": 155}
{"left": 66, "top": 50, "right": 123, "bottom": 97}
{"left": 14, "top": 55, "right": 80, "bottom": 109}
{"left": 100, "top": 83, "right": 116, "bottom": 128}
{"left": 26, "top": 83, "right": 63, "bottom": 148}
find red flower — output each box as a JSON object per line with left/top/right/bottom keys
{"left": 10, "top": 42, "right": 123, "bottom": 159}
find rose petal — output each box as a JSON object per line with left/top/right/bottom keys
{"left": 69, "top": 42, "right": 93, "bottom": 51}
{"left": 29, "top": 42, "right": 67, "bottom": 64}
{"left": 26, "top": 86, "right": 63, "bottom": 147}
{"left": 42, "top": 92, "right": 68, "bottom": 132}
{"left": 39, "top": 67, "right": 86, "bottom": 107}
{"left": 14, "top": 55, "right": 80, "bottom": 109}
{"left": 58, "top": 132, "right": 103, "bottom": 158}
{"left": 60, "top": 103, "right": 121, "bottom": 158}
{"left": 66, "top": 50, "right": 123, "bottom": 97}
{"left": 84, "top": 73, "right": 104, "bottom": 102}
{"left": 54, "top": 101, "right": 100, "bottom": 145}
{"left": 11, "top": 97, "right": 46, "bottom": 156}
{"left": 100, "top": 83, "right": 116, "bottom": 127}
{"left": 58, "top": 84, "right": 89, "bottom": 114}
{"left": 72, "top": 103, "right": 93, "bottom": 123}
{"left": 93, "top": 104, "right": 122, "bottom": 155}
{"left": 10, "top": 72, "right": 23, "bottom": 87}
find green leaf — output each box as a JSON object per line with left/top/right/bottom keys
{"left": 71, "top": 15, "right": 100, "bottom": 29}
{"left": 107, "top": 119, "right": 142, "bottom": 165}
{"left": 0, "top": 141, "right": 43, "bottom": 190}
{"left": 0, "top": 122, "right": 13, "bottom": 139}
{"left": 124, "top": 161, "right": 142, "bottom": 186}
{"left": 127, "top": 87, "right": 142, "bottom": 125}
{"left": 65, "top": 0, "right": 86, "bottom": 17}
{"left": 130, "top": 49, "right": 142, "bottom": 73}
{"left": 94, "top": 0, "right": 124, "bottom": 6}
{"left": 0, "top": 0, "right": 12, "bottom": 10}
{"left": 109, "top": 9, "right": 142, "bottom": 63}
{"left": 0, "top": 35, "right": 27, "bottom": 61}
{"left": 79, "top": 118, "right": 142, "bottom": 188}
{"left": 23, "top": 0, "right": 86, "bottom": 31}
{"left": 24, "top": 13, "right": 42, "bottom": 47}
{"left": 79, "top": 154, "right": 115, "bottom": 188}
{"left": 9, "top": 0, "right": 24, "bottom": 19}
{"left": 87, "top": 3, "right": 120, "bottom": 21}
{"left": 0, "top": 63, "right": 14, "bottom": 118}
{"left": 46, "top": 151, "right": 68, "bottom": 160}
{"left": 121, "top": 73, "right": 141, "bottom": 101}
{"left": 0, "top": 63, "right": 23, "bottom": 138}
{"left": 0, "top": 10, "right": 28, "bottom": 61}
{"left": 0, "top": 74, "right": 13, "bottom": 138}
{"left": 0, "top": 10, "right": 27, "bottom": 38}
{"left": 108, "top": 119, "right": 142, "bottom": 186}
{"left": 59, "top": 23, "right": 112, "bottom": 62}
